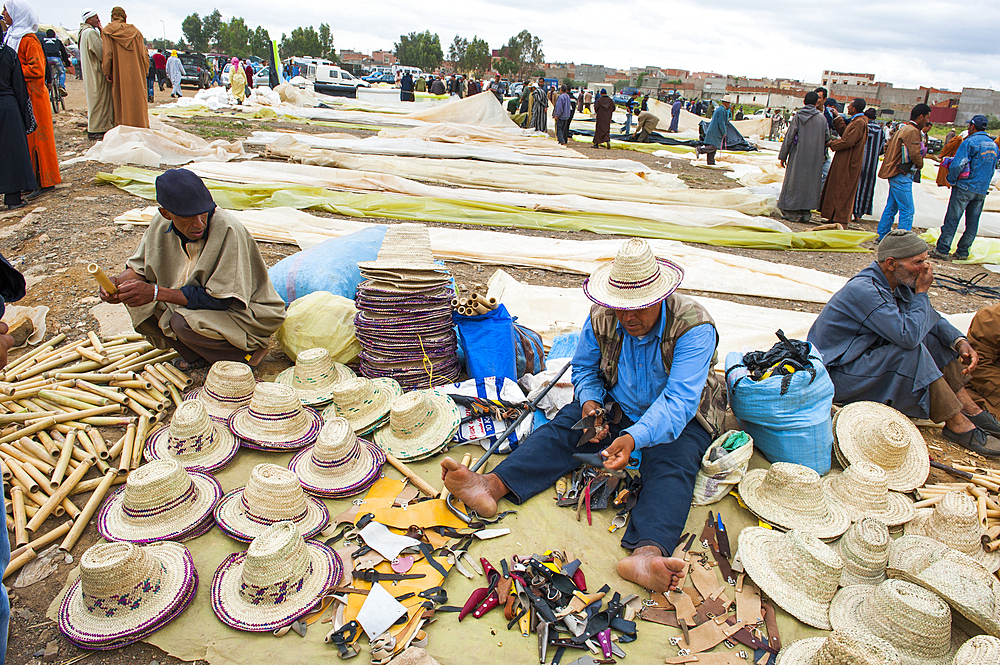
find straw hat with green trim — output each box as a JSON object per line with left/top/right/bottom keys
{"left": 322, "top": 377, "right": 402, "bottom": 436}
{"left": 952, "top": 636, "right": 1000, "bottom": 665}
{"left": 833, "top": 401, "right": 929, "bottom": 492}
{"left": 776, "top": 630, "right": 901, "bottom": 665}
{"left": 145, "top": 400, "right": 240, "bottom": 473}
{"left": 275, "top": 347, "right": 355, "bottom": 407}
{"left": 738, "top": 462, "right": 852, "bottom": 540}
{"left": 582, "top": 238, "right": 684, "bottom": 311}
{"left": 904, "top": 491, "right": 1000, "bottom": 573}
{"left": 822, "top": 461, "right": 916, "bottom": 527}
{"left": 185, "top": 360, "right": 256, "bottom": 420}
{"left": 373, "top": 389, "right": 461, "bottom": 462}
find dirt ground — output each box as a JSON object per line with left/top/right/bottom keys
{"left": 4, "top": 76, "right": 1000, "bottom": 665}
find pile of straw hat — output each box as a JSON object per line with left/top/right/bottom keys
{"left": 582, "top": 238, "right": 684, "bottom": 310}
{"left": 738, "top": 462, "right": 852, "bottom": 539}
{"left": 833, "top": 401, "right": 929, "bottom": 492}
{"left": 227, "top": 382, "right": 323, "bottom": 451}
{"left": 145, "top": 400, "right": 240, "bottom": 472}
{"left": 904, "top": 490, "right": 1000, "bottom": 572}
{"left": 322, "top": 377, "right": 402, "bottom": 436}
{"left": 373, "top": 390, "right": 461, "bottom": 462}
{"left": 738, "top": 527, "right": 843, "bottom": 629}
{"left": 213, "top": 463, "right": 329, "bottom": 542}
{"left": 354, "top": 224, "right": 460, "bottom": 389}
{"left": 289, "top": 417, "right": 385, "bottom": 498}
{"left": 185, "top": 360, "right": 256, "bottom": 421}
{"left": 58, "top": 541, "right": 197, "bottom": 649}
{"left": 836, "top": 517, "right": 890, "bottom": 587}
{"left": 275, "top": 347, "right": 355, "bottom": 407}
{"left": 776, "top": 630, "right": 901, "bottom": 665}
{"left": 211, "top": 521, "right": 342, "bottom": 632}
{"left": 953, "top": 635, "right": 1000, "bottom": 664}
{"left": 822, "top": 460, "right": 915, "bottom": 527}
{"left": 98, "top": 459, "right": 221, "bottom": 544}
{"left": 830, "top": 579, "right": 962, "bottom": 665}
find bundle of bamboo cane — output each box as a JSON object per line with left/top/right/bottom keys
{"left": 452, "top": 290, "right": 500, "bottom": 317}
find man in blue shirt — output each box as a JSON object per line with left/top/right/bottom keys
{"left": 930, "top": 115, "right": 1000, "bottom": 262}
{"left": 553, "top": 84, "right": 573, "bottom": 145}
{"left": 442, "top": 239, "right": 726, "bottom": 593}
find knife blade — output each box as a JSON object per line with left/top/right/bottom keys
{"left": 716, "top": 513, "right": 731, "bottom": 560}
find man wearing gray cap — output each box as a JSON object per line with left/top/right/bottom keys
{"left": 809, "top": 230, "right": 1000, "bottom": 457}
{"left": 929, "top": 114, "right": 1000, "bottom": 262}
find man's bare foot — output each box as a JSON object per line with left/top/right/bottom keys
{"left": 440, "top": 457, "right": 505, "bottom": 518}
{"left": 617, "top": 546, "right": 687, "bottom": 592}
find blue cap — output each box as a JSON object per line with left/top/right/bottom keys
{"left": 155, "top": 169, "right": 216, "bottom": 217}
{"left": 600, "top": 88, "right": 607, "bottom": 95}
{"left": 970, "top": 114, "right": 989, "bottom": 130}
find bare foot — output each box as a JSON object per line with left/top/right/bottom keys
{"left": 440, "top": 457, "right": 505, "bottom": 518}
{"left": 617, "top": 546, "right": 687, "bottom": 592}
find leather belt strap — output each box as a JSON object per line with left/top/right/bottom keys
{"left": 678, "top": 618, "right": 744, "bottom": 654}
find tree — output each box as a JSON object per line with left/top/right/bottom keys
{"left": 248, "top": 26, "right": 271, "bottom": 61}
{"left": 636, "top": 73, "right": 645, "bottom": 89}
{"left": 202, "top": 9, "right": 222, "bottom": 50}
{"left": 448, "top": 35, "right": 467, "bottom": 70}
{"left": 465, "top": 36, "right": 490, "bottom": 75}
{"left": 216, "top": 17, "right": 250, "bottom": 58}
{"left": 318, "top": 23, "right": 335, "bottom": 60}
{"left": 280, "top": 26, "right": 323, "bottom": 58}
{"left": 181, "top": 13, "right": 208, "bottom": 52}
{"left": 502, "top": 30, "right": 543, "bottom": 79}
{"left": 394, "top": 31, "right": 443, "bottom": 72}
{"left": 494, "top": 58, "right": 517, "bottom": 78}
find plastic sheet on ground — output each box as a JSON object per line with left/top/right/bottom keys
{"left": 920, "top": 228, "right": 1000, "bottom": 265}
{"left": 378, "top": 124, "right": 563, "bottom": 155}
{"left": 645, "top": 100, "right": 769, "bottom": 138}
{"left": 61, "top": 119, "right": 247, "bottom": 168}
{"left": 115, "top": 205, "right": 848, "bottom": 303}
{"left": 402, "top": 91, "right": 518, "bottom": 128}
{"left": 872, "top": 177, "right": 1000, "bottom": 238}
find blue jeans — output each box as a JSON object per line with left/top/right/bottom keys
{"left": 493, "top": 399, "right": 711, "bottom": 555}
{"left": 47, "top": 57, "right": 65, "bottom": 87}
{"left": 878, "top": 173, "right": 915, "bottom": 240}
{"left": 936, "top": 186, "right": 986, "bottom": 259}
{"left": 623, "top": 112, "right": 632, "bottom": 135}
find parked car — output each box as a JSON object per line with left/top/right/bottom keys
{"left": 362, "top": 72, "right": 395, "bottom": 84}
{"left": 178, "top": 52, "right": 210, "bottom": 89}
{"left": 253, "top": 67, "right": 271, "bottom": 88}
{"left": 315, "top": 65, "right": 370, "bottom": 97}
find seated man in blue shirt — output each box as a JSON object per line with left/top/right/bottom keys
{"left": 442, "top": 239, "right": 726, "bottom": 592}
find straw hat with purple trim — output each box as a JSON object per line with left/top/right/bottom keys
{"left": 322, "top": 377, "right": 402, "bottom": 436}
{"left": 289, "top": 417, "right": 385, "bottom": 498}
{"left": 582, "top": 238, "right": 684, "bottom": 311}
{"left": 822, "top": 460, "right": 916, "bottom": 527}
{"left": 58, "top": 541, "right": 197, "bottom": 649}
{"left": 833, "top": 401, "right": 929, "bottom": 492}
{"left": 227, "top": 382, "right": 323, "bottom": 451}
{"left": 213, "top": 463, "right": 329, "bottom": 543}
{"left": 98, "top": 459, "right": 222, "bottom": 544}
{"left": 275, "top": 347, "right": 356, "bottom": 407}
{"left": 738, "top": 462, "right": 852, "bottom": 540}
{"left": 144, "top": 400, "right": 240, "bottom": 473}
{"left": 952, "top": 636, "right": 1000, "bottom": 665}
{"left": 904, "top": 490, "right": 1000, "bottom": 573}
{"left": 211, "top": 521, "right": 342, "bottom": 632}
{"left": 776, "top": 630, "right": 901, "bottom": 665}
{"left": 185, "top": 361, "right": 256, "bottom": 421}
{"left": 373, "top": 390, "right": 461, "bottom": 462}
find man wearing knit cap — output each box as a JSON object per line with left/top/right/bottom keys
{"left": 98, "top": 169, "right": 285, "bottom": 370}
{"left": 809, "top": 230, "right": 1000, "bottom": 456}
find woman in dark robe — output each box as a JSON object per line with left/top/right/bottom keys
{"left": 592, "top": 88, "right": 615, "bottom": 148}
{"left": 399, "top": 71, "right": 414, "bottom": 102}
{"left": 0, "top": 42, "right": 36, "bottom": 209}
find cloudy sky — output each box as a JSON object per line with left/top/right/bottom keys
{"left": 32, "top": 0, "right": 999, "bottom": 92}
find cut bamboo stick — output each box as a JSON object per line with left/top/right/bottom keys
{"left": 912, "top": 495, "right": 946, "bottom": 509}
{"left": 73, "top": 379, "right": 129, "bottom": 405}
{"left": 111, "top": 379, "right": 153, "bottom": 391}
{"left": 76, "top": 346, "right": 107, "bottom": 364}
{"left": 10, "top": 521, "right": 70, "bottom": 560}
{"left": 1, "top": 444, "right": 54, "bottom": 474}
{"left": 0, "top": 411, "right": 59, "bottom": 424}
{"left": 56, "top": 372, "right": 134, "bottom": 383}
{"left": 87, "top": 331, "right": 105, "bottom": 356}
{"left": 37, "top": 430, "right": 59, "bottom": 457}
{"left": 107, "top": 431, "right": 127, "bottom": 463}
{"left": 26, "top": 406, "right": 120, "bottom": 427}
{"left": 11, "top": 486, "right": 28, "bottom": 547}
{"left": 15, "top": 437, "right": 56, "bottom": 466}
{"left": 131, "top": 415, "right": 150, "bottom": 468}
{"left": 159, "top": 362, "right": 193, "bottom": 387}
{"left": 26, "top": 459, "right": 92, "bottom": 532}
{"left": 60, "top": 469, "right": 118, "bottom": 553}
{"left": 4, "top": 548, "right": 35, "bottom": 579}
{"left": 0, "top": 417, "right": 56, "bottom": 444}
{"left": 118, "top": 423, "right": 136, "bottom": 474}
{"left": 18, "top": 459, "right": 54, "bottom": 495}
{"left": 0, "top": 459, "right": 10, "bottom": 481}
{"left": 124, "top": 389, "right": 161, "bottom": 412}
{"left": 980, "top": 494, "right": 990, "bottom": 530}
{"left": 76, "top": 430, "right": 98, "bottom": 459}
{"left": 87, "top": 263, "right": 118, "bottom": 294}
{"left": 99, "top": 352, "right": 140, "bottom": 374}
{"left": 51, "top": 386, "right": 107, "bottom": 406}
{"left": 88, "top": 429, "right": 109, "bottom": 460}
{"left": 70, "top": 472, "right": 126, "bottom": 496}
{"left": 6, "top": 456, "right": 40, "bottom": 493}
{"left": 50, "top": 430, "right": 75, "bottom": 489}
{"left": 140, "top": 370, "right": 168, "bottom": 395}
{"left": 166, "top": 383, "right": 183, "bottom": 409}
{"left": 1, "top": 334, "right": 67, "bottom": 379}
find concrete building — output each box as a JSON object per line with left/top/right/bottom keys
{"left": 575, "top": 63, "right": 609, "bottom": 83}
{"left": 822, "top": 71, "right": 876, "bottom": 87}
{"left": 957, "top": 87, "right": 1000, "bottom": 124}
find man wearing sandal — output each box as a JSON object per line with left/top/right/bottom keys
{"left": 98, "top": 169, "right": 285, "bottom": 370}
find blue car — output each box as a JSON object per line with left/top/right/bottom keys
{"left": 362, "top": 72, "right": 395, "bottom": 84}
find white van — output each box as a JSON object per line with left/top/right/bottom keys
{"left": 314, "top": 65, "right": 371, "bottom": 96}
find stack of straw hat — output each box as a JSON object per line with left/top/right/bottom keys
{"left": 836, "top": 517, "right": 891, "bottom": 587}
{"left": 289, "top": 417, "right": 385, "bottom": 498}
{"left": 904, "top": 490, "right": 1000, "bottom": 572}
{"left": 323, "top": 376, "right": 402, "bottom": 436}
{"left": 145, "top": 400, "right": 240, "bottom": 472}
{"left": 776, "top": 630, "right": 901, "bottom": 665}
{"left": 227, "top": 382, "right": 323, "bottom": 451}
{"left": 822, "top": 460, "right": 915, "bottom": 527}
{"left": 275, "top": 347, "right": 355, "bottom": 407}
{"left": 185, "top": 360, "right": 257, "bottom": 421}
{"left": 354, "top": 224, "right": 460, "bottom": 389}
{"left": 373, "top": 390, "right": 461, "bottom": 462}
{"left": 953, "top": 635, "right": 1000, "bottom": 664}
{"left": 738, "top": 462, "right": 852, "bottom": 539}
{"left": 833, "top": 401, "right": 929, "bottom": 492}
{"left": 213, "top": 463, "right": 329, "bottom": 542}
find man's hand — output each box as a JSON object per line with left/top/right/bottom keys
{"left": 957, "top": 338, "right": 979, "bottom": 375}
{"left": 116, "top": 280, "right": 157, "bottom": 307}
{"left": 0, "top": 322, "right": 14, "bottom": 370}
{"left": 98, "top": 274, "right": 123, "bottom": 304}
{"left": 601, "top": 434, "right": 635, "bottom": 471}
{"left": 915, "top": 260, "right": 935, "bottom": 293}
{"left": 581, "top": 400, "right": 609, "bottom": 443}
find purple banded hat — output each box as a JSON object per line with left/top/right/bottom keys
{"left": 289, "top": 417, "right": 385, "bottom": 498}
{"left": 227, "top": 382, "right": 323, "bottom": 451}
{"left": 144, "top": 400, "right": 240, "bottom": 473}
{"left": 184, "top": 360, "right": 256, "bottom": 421}
{"left": 582, "top": 238, "right": 684, "bottom": 311}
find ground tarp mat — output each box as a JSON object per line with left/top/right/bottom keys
{"left": 62, "top": 119, "right": 247, "bottom": 168}
{"left": 698, "top": 120, "right": 757, "bottom": 152}
{"left": 402, "top": 91, "right": 519, "bottom": 129}
{"left": 570, "top": 127, "right": 702, "bottom": 147}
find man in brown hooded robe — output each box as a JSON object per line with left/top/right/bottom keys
{"left": 100, "top": 6, "right": 147, "bottom": 128}
{"left": 593, "top": 88, "right": 615, "bottom": 148}
{"left": 819, "top": 97, "right": 869, "bottom": 224}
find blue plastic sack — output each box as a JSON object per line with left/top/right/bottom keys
{"left": 725, "top": 343, "right": 835, "bottom": 474}
{"left": 455, "top": 305, "right": 516, "bottom": 382}
{"left": 267, "top": 226, "right": 387, "bottom": 305}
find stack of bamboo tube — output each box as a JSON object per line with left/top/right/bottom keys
{"left": 452, "top": 291, "right": 499, "bottom": 317}
{"left": 0, "top": 332, "right": 195, "bottom": 578}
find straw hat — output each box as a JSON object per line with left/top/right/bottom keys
{"left": 833, "top": 402, "right": 929, "bottom": 492}
{"left": 145, "top": 400, "right": 240, "bottom": 473}
{"left": 823, "top": 461, "right": 916, "bottom": 527}
{"left": 213, "top": 463, "right": 329, "bottom": 543}
{"left": 836, "top": 517, "right": 890, "bottom": 587}
{"left": 829, "top": 579, "right": 962, "bottom": 665}
{"left": 373, "top": 390, "right": 461, "bottom": 462}
{"left": 582, "top": 238, "right": 684, "bottom": 311}
{"left": 357, "top": 223, "right": 444, "bottom": 272}
{"left": 227, "top": 382, "right": 323, "bottom": 451}
{"left": 185, "top": 360, "right": 257, "bottom": 420}
{"left": 738, "top": 527, "right": 843, "bottom": 629}
{"left": 98, "top": 459, "right": 222, "bottom": 544}
{"left": 888, "top": 535, "right": 1000, "bottom": 638}
{"left": 211, "top": 521, "right": 342, "bottom": 632}
{"left": 776, "top": 630, "right": 901, "bottom": 665}
{"left": 904, "top": 491, "right": 1000, "bottom": 572}
{"left": 952, "top": 636, "right": 1000, "bottom": 665}
{"left": 58, "top": 541, "right": 197, "bottom": 649}
{"left": 322, "top": 377, "right": 402, "bottom": 436}
{"left": 289, "top": 417, "right": 386, "bottom": 498}
{"left": 275, "top": 347, "right": 356, "bottom": 407}
{"left": 738, "top": 462, "right": 852, "bottom": 539}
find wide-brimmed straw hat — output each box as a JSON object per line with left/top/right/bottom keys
{"left": 58, "top": 541, "right": 197, "bottom": 649}
{"left": 776, "top": 630, "right": 901, "bottom": 665}
{"left": 823, "top": 461, "right": 916, "bottom": 527}
{"left": 833, "top": 402, "right": 929, "bottom": 492}
{"left": 185, "top": 361, "right": 256, "bottom": 420}
{"left": 836, "top": 517, "right": 890, "bottom": 587}
{"left": 952, "top": 636, "right": 1000, "bottom": 664}
{"left": 98, "top": 459, "right": 222, "bottom": 544}
{"left": 582, "top": 238, "right": 684, "bottom": 311}
{"left": 211, "top": 521, "right": 342, "bottom": 632}
{"left": 889, "top": 534, "right": 1000, "bottom": 638}
{"left": 322, "top": 377, "right": 402, "bottom": 436}
{"left": 275, "top": 347, "right": 356, "bottom": 407}
{"left": 738, "top": 527, "right": 843, "bottom": 629}
{"left": 289, "top": 417, "right": 386, "bottom": 498}
{"left": 738, "top": 462, "right": 852, "bottom": 539}
{"left": 145, "top": 400, "right": 240, "bottom": 473}
{"left": 213, "top": 463, "right": 329, "bottom": 543}
{"left": 904, "top": 491, "right": 1000, "bottom": 572}
{"left": 227, "top": 382, "right": 323, "bottom": 451}
{"left": 357, "top": 223, "right": 445, "bottom": 273}
{"left": 829, "top": 579, "right": 963, "bottom": 665}
{"left": 373, "top": 390, "right": 461, "bottom": 462}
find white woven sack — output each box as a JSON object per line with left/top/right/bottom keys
{"left": 692, "top": 430, "right": 754, "bottom": 506}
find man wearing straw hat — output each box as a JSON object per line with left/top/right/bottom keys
{"left": 443, "top": 238, "right": 726, "bottom": 592}
{"left": 98, "top": 169, "right": 285, "bottom": 370}
{"left": 809, "top": 229, "right": 1000, "bottom": 457}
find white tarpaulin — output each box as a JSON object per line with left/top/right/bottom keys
{"left": 402, "top": 91, "right": 518, "bottom": 128}
{"left": 647, "top": 100, "right": 771, "bottom": 138}
{"left": 62, "top": 120, "right": 247, "bottom": 167}
{"left": 872, "top": 177, "right": 1000, "bottom": 238}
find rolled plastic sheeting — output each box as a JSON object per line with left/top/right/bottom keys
{"left": 63, "top": 119, "right": 246, "bottom": 168}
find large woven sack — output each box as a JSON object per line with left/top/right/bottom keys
{"left": 275, "top": 291, "right": 361, "bottom": 364}
{"left": 692, "top": 430, "right": 754, "bottom": 506}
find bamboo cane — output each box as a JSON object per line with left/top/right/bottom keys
{"left": 4, "top": 548, "right": 35, "bottom": 579}
{"left": 51, "top": 386, "right": 107, "bottom": 406}
{"left": 118, "top": 423, "right": 136, "bottom": 474}
{"left": 99, "top": 352, "right": 140, "bottom": 374}
{"left": 26, "top": 459, "right": 92, "bottom": 532}
{"left": 70, "top": 472, "right": 126, "bottom": 496}
{"left": 87, "top": 331, "right": 105, "bottom": 356}
{"left": 10, "top": 522, "right": 70, "bottom": 560}
{"left": 0, "top": 417, "right": 55, "bottom": 444}
{"left": 107, "top": 431, "right": 127, "bottom": 464}
{"left": 42, "top": 360, "right": 103, "bottom": 378}
{"left": 6, "top": 456, "right": 39, "bottom": 493}
{"left": 18, "top": 459, "right": 55, "bottom": 495}
{"left": 37, "top": 389, "right": 98, "bottom": 411}
{"left": 140, "top": 369, "right": 168, "bottom": 395}
{"left": 60, "top": 469, "right": 118, "bottom": 553}
{"left": 159, "top": 362, "right": 193, "bottom": 387}
{"left": 103, "top": 332, "right": 144, "bottom": 342}
{"left": 11, "top": 486, "right": 28, "bottom": 547}
{"left": 88, "top": 429, "right": 109, "bottom": 460}
{"left": 27, "top": 406, "right": 120, "bottom": 427}
{"left": 76, "top": 429, "right": 98, "bottom": 459}
{"left": 73, "top": 379, "right": 129, "bottom": 405}
{"left": 979, "top": 494, "right": 989, "bottom": 530}
{"left": 37, "top": 430, "right": 59, "bottom": 457}
{"left": 87, "top": 263, "right": 118, "bottom": 294}
{"left": 0, "top": 459, "right": 9, "bottom": 481}
{"left": 912, "top": 495, "right": 946, "bottom": 509}
{"left": 56, "top": 372, "right": 134, "bottom": 383}
{"left": 166, "top": 383, "right": 183, "bottom": 409}
{"left": 76, "top": 346, "right": 108, "bottom": 364}
{"left": 131, "top": 415, "right": 150, "bottom": 469}
{"left": 14, "top": 438, "right": 56, "bottom": 466}
{"left": 124, "top": 388, "right": 163, "bottom": 412}
{"left": 1, "top": 334, "right": 67, "bottom": 380}
{"left": 50, "top": 430, "right": 75, "bottom": 489}
{"left": 110, "top": 379, "right": 153, "bottom": 391}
